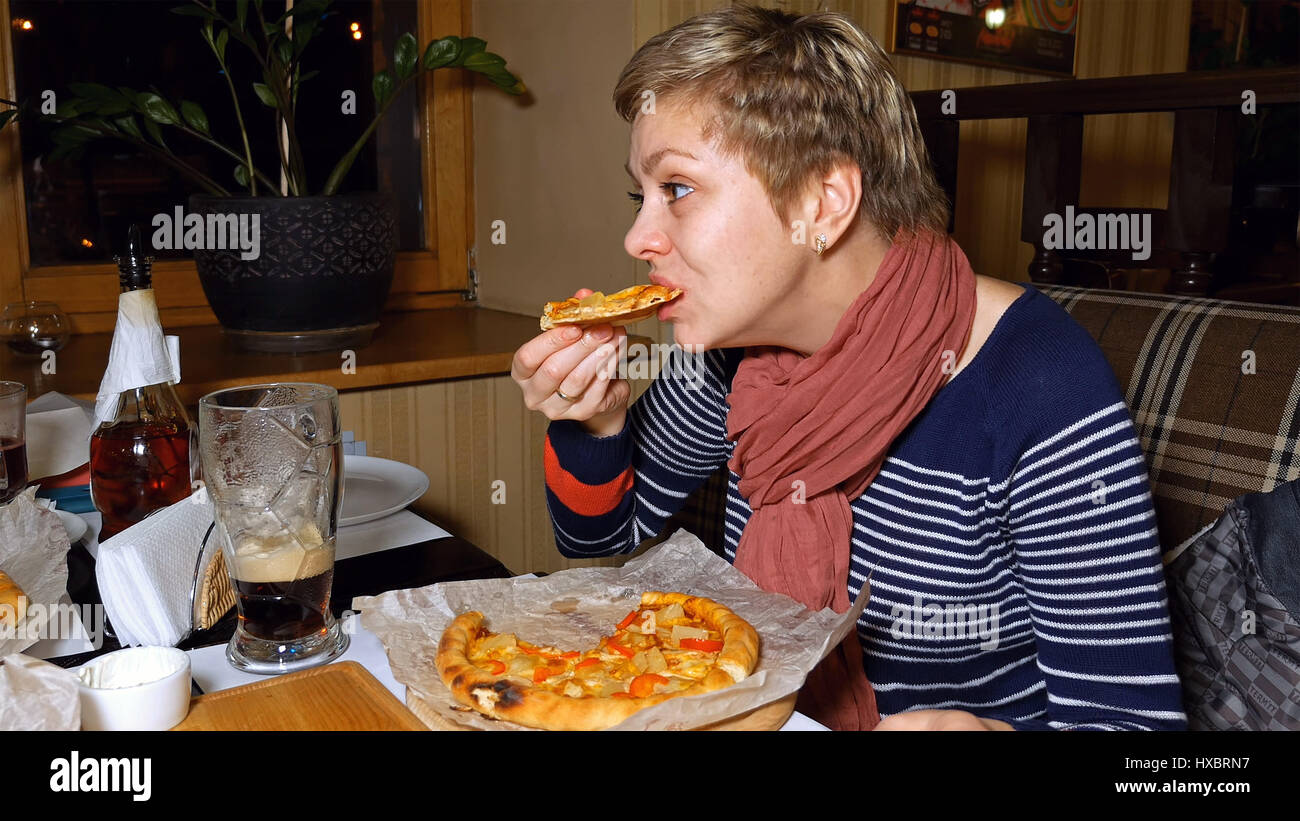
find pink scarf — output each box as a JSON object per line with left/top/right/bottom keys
{"left": 725, "top": 230, "right": 977, "bottom": 730}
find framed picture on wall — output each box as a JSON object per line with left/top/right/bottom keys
{"left": 888, "top": 0, "right": 1080, "bottom": 77}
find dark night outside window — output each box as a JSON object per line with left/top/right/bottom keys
{"left": 11, "top": 0, "right": 425, "bottom": 265}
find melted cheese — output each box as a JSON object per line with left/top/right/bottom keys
{"left": 466, "top": 602, "right": 723, "bottom": 699}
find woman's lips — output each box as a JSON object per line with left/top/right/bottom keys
{"left": 658, "top": 291, "right": 682, "bottom": 321}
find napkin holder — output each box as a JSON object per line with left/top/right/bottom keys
{"left": 193, "top": 523, "right": 236, "bottom": 633}
{"left": 98, "top": 505, "right": 236, "bottom": 647}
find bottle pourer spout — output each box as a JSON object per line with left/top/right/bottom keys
{"left": 114, "top": 224, "right": 153, "bottom": 290}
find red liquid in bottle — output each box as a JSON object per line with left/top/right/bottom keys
{"left": 89, "top": 421, "right": 191, "bottom": 541}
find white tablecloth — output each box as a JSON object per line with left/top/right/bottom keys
{"left": 36, "top": 509, "right": 827, "bottom": 730}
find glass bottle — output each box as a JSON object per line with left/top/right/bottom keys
{"left": 89, "top": 225, "right": 194, "bottom": 542}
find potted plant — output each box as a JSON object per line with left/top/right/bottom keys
{"left": 45, "top": 0, "right": 524, "bottom": 352}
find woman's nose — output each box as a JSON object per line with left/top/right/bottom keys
{"left": 624, "top": 210, "right": 670, "bottom": 261}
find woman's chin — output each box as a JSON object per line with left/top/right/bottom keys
{"left": 669, "top": 324, "right": 717, "bottom": 352}
{"left": 669, "top": 323, "right": 696, "bottom": 347}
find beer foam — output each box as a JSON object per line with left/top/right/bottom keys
{"left": 232, "top": 524, "right": 335, "bottom": 583}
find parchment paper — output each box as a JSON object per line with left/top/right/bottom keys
{"left": 0, "top": 487, "right": 72, "bottom": 656}
{"left": 0, "top": 653, "right": 81, "bottom": 730}
{"left": 353, "top": 529, "right": 868, "bottom": 731}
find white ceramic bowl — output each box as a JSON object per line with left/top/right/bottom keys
{"left": 77, "top": 647, "right": 192, "bottom": 731}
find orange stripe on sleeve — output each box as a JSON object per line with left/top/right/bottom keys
{"left": 544, "top": 436, "right": 634, "bottom": 518}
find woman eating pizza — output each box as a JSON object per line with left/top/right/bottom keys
{"left": 510, "top": 4, "right": 1186, "bottom": 732}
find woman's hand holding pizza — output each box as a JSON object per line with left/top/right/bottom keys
{"left": 512, "top": 289, "right": 630, "bottom": 437}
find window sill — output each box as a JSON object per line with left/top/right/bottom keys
{"left": 3, "top": 306, "right": 542, "bottom": 404}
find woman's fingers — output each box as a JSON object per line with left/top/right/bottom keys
{"left": 549, "top": 353, "right": 630, "bottom": 421}
{"left": 552, "top": 338, "right": 619, "bottom": 405}
{"left": 511, "top": 288, "right": 597, "bottom": 383}
{"left": 512, "top": 324, "right": 621, "bottom": 413}
{"left": 512, "top": 325, "right": 583, "bottom": 383}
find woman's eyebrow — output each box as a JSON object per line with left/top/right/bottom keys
{"left": 624, "top": 147, "right": 700, "bottom": 180}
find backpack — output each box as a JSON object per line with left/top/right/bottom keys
{"left": 1164, "top": 478, "right": 1300, "bottom": 730}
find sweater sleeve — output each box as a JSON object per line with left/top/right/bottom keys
{"left": 995, "top": 347, "right": 1187, "bottom": 731}
{"left": 545, "top": 347, "right": 737, "bottom": 558}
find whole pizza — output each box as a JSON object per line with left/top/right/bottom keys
{"left": 435, "top": 591, "right": 760, "bottom": 730}
{"left": 539, "top": 284, "right": 682, "bottom": 330}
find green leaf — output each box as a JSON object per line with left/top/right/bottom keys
{"left": 234, "top": 164, "right": 249, "bottom": 187}
{"left": 171, "top": 5, "right": 215, "bottom": 19}
{"left": 113, "top": 115, "right": 143, "bottom": 140}
{"left": 180, "top": 100, "right": 210, "bottom": 134}
{"left": 0, "top": 109, "right": 16, "bottom": 130}
{"left": 453, "top": 37, "right": 486, "bottom": 66}
{"left": 90, "top": 97, "right": 132, "bottom": 116}
{"left": 252, "top": 82, "right": 278, "bottom": 108}
{"left": 69, "top": 83, "right": 130, "bottom": 116}
{"left": 394, "top": 32, "right": 419, "bottom": 80}
{"left": 236, "top": 0, "right": 248, "bottom": 29}
{"left": 297, "top": 69, "right": 320, "bottom": 84}
{"left": 53, "top": 99, "right": 85, "bottom": 118}
{"left": 463, "top": 51, "right": 506, "bottom": 73}
{"left": 483, "top": 69, "right": 526, "bottom": 95}
{"left": 67, "top": 82, "right": 118, "bottom": 103}
{"left": 215, "top": 27, "right": 229, "bottom": 63}
{"left": 68, "top": 84, "right": 131, "bottom": 116}
{"left": 372, "top": 69, "right": 395, "bottom": 107}
{"left": 422, "top": 36, "right": 460, "bottom": 70}
{"left": 53, "top": 122, "right": 101, "bottom": 145}
{"left": 142, "top": 116, "right": 167, "bottom": 148}
{"left": 137, "top": 92, "right": 181, "bottom": 125}
{"left": 275, "top": 36, "right": 292, "bottom": 66}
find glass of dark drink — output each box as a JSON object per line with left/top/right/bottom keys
{"left": 198, "top": 383, "right": 347, "bottom": 674}
{"left": 0, "top": 382, "right": 28, "bottom": 506}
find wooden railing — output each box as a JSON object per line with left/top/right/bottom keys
{"left": 911, "top": 67, "right": 1300, "bottom": 298}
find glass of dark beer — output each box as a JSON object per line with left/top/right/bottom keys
{"left": 0, "top": 382, "right": 28, "bottom": 506}
{"left": 198, "top": 383, "right": 348, "bottom": 674}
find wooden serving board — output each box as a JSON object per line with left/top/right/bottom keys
{"left": 406, "top": 687, "right": 796, "bottom": 731}
{"left": 173, "top": 661, "right": 427, "bottom": 731}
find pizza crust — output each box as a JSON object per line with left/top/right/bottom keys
{"left": 539, "top": 284, "right": 682, "bottom": 330}
{"left": 640, "top": 592, "right": 760, "bottom": 687}
{"left": 435, "top": 592, "right": 760, "bottom": 731}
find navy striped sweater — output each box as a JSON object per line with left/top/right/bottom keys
{"left": 544, "top": 283, "right": 1187, "bottom": 731}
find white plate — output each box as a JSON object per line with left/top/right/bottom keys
{"left": 340, "top": 455, "right": 430, "bottom": 527}
{"left": 55, "top": 509, "right": 89, "bottom": 544}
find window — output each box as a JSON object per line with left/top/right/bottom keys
{"left": 0, "top": 0, "right": 475, "bottom": 332}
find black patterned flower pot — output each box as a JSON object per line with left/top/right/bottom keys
{"left": 189, "top": 193, "right": 397, "bottom": 353}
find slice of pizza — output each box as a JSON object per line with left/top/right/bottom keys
{"left": 435, "top": 591, "right": 759, "bottom": 730}
{"left": 539, "top": 284, "right": 682, "bottom": 330}
{"left": 0, "top": 570, "right": 28, "bottom": 630}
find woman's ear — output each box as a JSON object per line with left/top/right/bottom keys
{"left": 811, "top": 160, "right": 863, "bottom": 249}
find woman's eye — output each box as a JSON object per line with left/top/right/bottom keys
{"left": 627, "top": 183, "right": 693, "bottom": 214}
{"left": 661, "top": 182, "right": 693, "bottom": 203}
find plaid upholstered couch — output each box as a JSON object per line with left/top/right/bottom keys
{"left": 662, "top": 283, "right": 1300, "bottom": 557}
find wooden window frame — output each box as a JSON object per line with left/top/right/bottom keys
{"left": 0, "top": 0, "right": 474, "bottom": 333}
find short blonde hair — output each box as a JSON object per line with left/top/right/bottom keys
{"left": 613, "top": 3, "right": 948, "bottom": 238}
